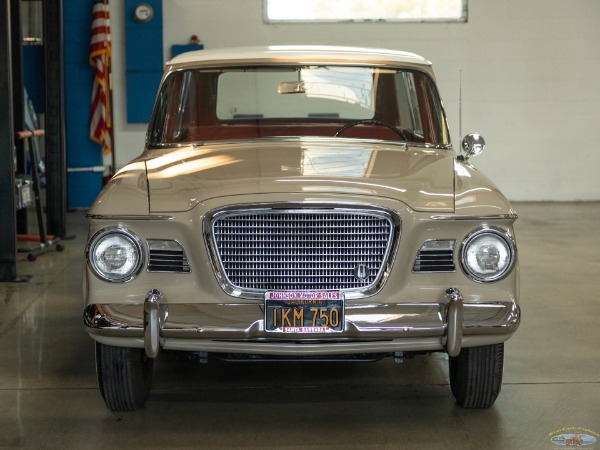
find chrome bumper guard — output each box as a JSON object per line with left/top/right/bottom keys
{"left": 84, "top": 287, "right": 520, "bottom": 359}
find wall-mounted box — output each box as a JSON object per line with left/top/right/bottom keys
{"left": 125, "top": 0, "right": 163, "bottom": 123}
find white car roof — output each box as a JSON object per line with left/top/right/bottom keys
{"left": 166, "top": 45, "right": 432, "bottom": 70}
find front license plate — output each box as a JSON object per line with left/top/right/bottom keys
{"left": 265, "top": 291, "right": 344, "bottom": 333}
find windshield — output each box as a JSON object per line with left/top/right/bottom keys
{"left": 148, "top": 65, "right": 450, "bottom": 147}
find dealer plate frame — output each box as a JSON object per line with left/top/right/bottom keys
{"left": 265, "top": 291, "right": 345, "bottom": 333}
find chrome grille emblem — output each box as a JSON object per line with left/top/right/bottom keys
{"left": 354, "top": 264, "right": 370, "bottom": 281}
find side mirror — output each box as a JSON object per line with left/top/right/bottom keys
{"left": 459, "top": 133, "right": 485, "bottom": 160}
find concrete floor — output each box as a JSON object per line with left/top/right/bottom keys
{"left": 0, "top": 203, "right": 599, "bottom": 449}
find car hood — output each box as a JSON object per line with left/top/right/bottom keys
{"left": 145, "top": 138, "right": 455, "bottom": 213}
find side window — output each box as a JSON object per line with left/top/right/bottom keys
{"left": 147, "top": 75, "right": 174, "bottom": 145}
{"left": 147, "top": 72, "right": 190, "bottom": 145}
{"left": 394, "top": 71, "right": 449, "bottom": 145}
{"left": 172, "top": 71, "right": 194, "bottom": 141}
{"left": 421, "top": 76, "right": 449, "bottom": 145}
{"left": 395, "top": 72, "right": 424, "bottom": 138}
{"left": 148, "top": 71, "right": 208, "bottom": 145}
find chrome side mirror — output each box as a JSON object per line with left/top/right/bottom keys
{"left": 459, "top": 133, "right": 485, "bottom": 160}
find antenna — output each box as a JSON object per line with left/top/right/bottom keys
{"left": 459, "top": 69, "right": 462, "bottom": 139}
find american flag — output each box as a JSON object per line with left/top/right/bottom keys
{"left": 89, "top": 0, "right": 112, "bottom": 155}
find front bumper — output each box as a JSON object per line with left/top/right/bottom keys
{"left": 84, "top": 288, "right": 520, "bottom": 358}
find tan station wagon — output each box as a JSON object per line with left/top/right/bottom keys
{"left": 84, "top": 46, "right": 520, "bottom": 411}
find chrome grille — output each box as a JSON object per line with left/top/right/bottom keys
{"left": 211, "top": 209, "right": 395, "bottom": 293}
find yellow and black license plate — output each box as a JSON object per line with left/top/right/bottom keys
{"left": 265, "top": 292, "right": 344, "bottom": 333}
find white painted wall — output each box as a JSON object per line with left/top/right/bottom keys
{"left": 110, "top": 0, "right": 600, "bottom": 201}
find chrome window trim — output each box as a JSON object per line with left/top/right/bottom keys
{"left": 86, "top": 214, "right": 175, "bottom": 221}
{"left": 203, "top": 203, "right": 401, "bottom": 300}
{"left": 430, "top": 213, "right": 518, "bottom": 221}
{"left": 459, "top": 226, "right": 517, "bottom": 283}
{"left": 147, "top": 135, "right": 454, "bottom": 151}
{"left": 86, "top": 226, "right": 145, "bottom": 283}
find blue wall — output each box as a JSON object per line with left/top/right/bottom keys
{"left": 63, "top": 0, "right": 104, "bottom": 209}
{"left": 125, "top": 0, "right": 163, "bottom": 123}
{"left": 61, "top": 0, "right": 164, "bottom": 208}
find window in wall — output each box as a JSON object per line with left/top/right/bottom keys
{"left": 265, "top": 0, "right": 467, "bottom": 23}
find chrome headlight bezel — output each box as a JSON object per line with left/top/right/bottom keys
{"left": 460, "top": 226, "right": 516, "bottom": 283}
{"left": 87, "top": 227, "right": 144, "bottom": 283}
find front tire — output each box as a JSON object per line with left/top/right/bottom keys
{"left": 449, "top": 343, "right": 504, "bottom": 408}
{"left": 95, "top": 342, "right": 153, "bottom": 411}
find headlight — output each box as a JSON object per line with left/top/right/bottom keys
{"left": 460, "top": 227, "right": 515, "bottom": 282}
{"left": 87, "top": 228, "right": 143, "bottom": 282}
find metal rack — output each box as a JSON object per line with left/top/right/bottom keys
{"left": 1, "top": 0, "right": 66, "bottom": 282}
{"left": 15, "top": 129, "right": 64, "bottom": 261}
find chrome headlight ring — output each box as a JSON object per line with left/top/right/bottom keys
{"left": 87, "top": 227, "right": 144, "bottom": 283}
{"left": 460, "top": 226, "right": 516, "bottom": 283}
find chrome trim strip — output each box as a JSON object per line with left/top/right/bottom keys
{"left": 202, "top": 203, "right": 401, "bottom": 300}
{"left": 84, "top": 301, "right": 520, "bottom": 341}
{"left": 147, "top": 136, "right": 453, "bottom": 152}
{"left": 161, "top": 339, "right": 446, "bottom": 355}
{"left": 430, "top": 214, "right": 518, "bottom": 221}
{"left": 86, "top": 214, "right": 175, "bottom": 221}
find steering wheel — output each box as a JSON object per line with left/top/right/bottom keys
{"left": 334, "top": 119, "right": 408, "bottom": 141}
